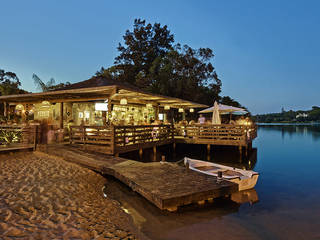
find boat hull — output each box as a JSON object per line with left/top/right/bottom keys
{"left": 229, "top": 174, "right": 259, "bottom": 191}
{"left": 184, "top": 157, "right": 259, "bottom": 191}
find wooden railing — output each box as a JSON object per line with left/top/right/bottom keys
{"left": 114, "top": 124, "right": 174, "bottom": 153}
{"left": 69, "top": 126, "right": 114, "bottom": 154}
{"left": 69, "top": 124, "right": 257, "bottom": 154}
{"left": 174, "top": 124, "right": 257, "bottom": 146}
{"left": 0, "top": 124, "right": 38, "bottom": 149}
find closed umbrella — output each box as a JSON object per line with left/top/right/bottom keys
{"left": 212, "top": 101, "right": 221, "bottom": 124}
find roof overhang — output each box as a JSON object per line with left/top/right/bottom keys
{"left": 0, "top": 85, "right": 208, "bottom": 109}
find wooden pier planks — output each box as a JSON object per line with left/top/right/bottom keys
{"left": 39, "top": 144, "right": 238, "bottom": 211}
{"left": 105, "top": 161, "right": 238, "bottom": 211}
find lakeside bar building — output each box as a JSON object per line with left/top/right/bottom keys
{"left": 0, "top": 77, "right": 257, "bottom": 157}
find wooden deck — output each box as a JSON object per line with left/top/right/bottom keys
{"left": 38, "top": 144, "right": 238, "bottom": 211}
{"left": 69, "top": 124, "right": 257, "bottom": 155}
{"left": 0, "top": 143, "right": 35, "bottom": 152}
{"left": 105, "top": 160, "right": 238, "bottom": 211}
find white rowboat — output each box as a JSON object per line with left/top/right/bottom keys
{"left": 184, "top": 157, "right": 259, "bottom": 191}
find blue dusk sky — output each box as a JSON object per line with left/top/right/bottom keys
{"left": 0, "top": 0, "right": 319, "bottom": 114}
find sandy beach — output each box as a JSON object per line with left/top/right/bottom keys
{"left": 0, "top": 151, "right": 141, "bottom": 239}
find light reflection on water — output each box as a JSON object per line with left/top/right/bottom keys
{"left": 106, "top": 125, "right": 320, "bottom": 240}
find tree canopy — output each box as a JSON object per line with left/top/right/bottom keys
{"left": 0, "top": 69, "right": 25, "bottom": 96}
{"left": 96, "top": 19, "right": 225, "bottom": 106}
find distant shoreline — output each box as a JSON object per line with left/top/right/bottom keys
{"left": 256, "top": 122, "right": 320, "bottom": 126}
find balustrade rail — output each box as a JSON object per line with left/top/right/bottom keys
{"left": 69, "top": 126, "right": 114, "bottom": 154}
{"left": 114, "top": 124, "right": 174, "bottom": 153}
{"left": 174, "top": 124, "right": 257, "bottom": 146}
{"left": 0, "top": 124, "right": 38, "bottom": 149}
{"left": 69, "top": 124, "right": 257, "bottom": 154}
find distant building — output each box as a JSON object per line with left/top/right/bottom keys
{"left": 296, "top": 113, "right": 308, "bottom": 118}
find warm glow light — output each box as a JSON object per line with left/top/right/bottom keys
{"left": 189, "top": 108, "right": 194, "bottom": 113}
{"left": 120, "top": 98, "right": 127, "bottom": 105}
{"left": 178, "top": 108, "right": 184, "bottom": 113}
{"left": 95, "top": 103, "right": 108, "bottom": 111}
{"left": 164, "top": 105, "right": 170, "bottom": 110}
{"left": 15, "top": 104, "right": 24, "bottom": 110}
{"left": 146, "top": 103, "right": 153, "bottom": 108}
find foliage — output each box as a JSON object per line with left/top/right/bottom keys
{"left": 0, "top": 69, "right": 28, "bottom": 116}
{"left": 254, "top": 106, "right": 320, "bottom": 123}
{"left": 97, "top": 19, "right": 223, "bottom": 106}
{"left": 0, "top": 130, "right": 21, "bottom": 145}
{"left": 0, "top": 69, "right": 22, "bottom": 96}
{"left": 33, "top": 74, "right": 70, "bottom": 92}
{"left": 220, "top": 96, "right": 243, "bottom": 108}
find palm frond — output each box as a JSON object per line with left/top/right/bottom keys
{"left": 32, "top": 74, "right": 47, "bottom": 92}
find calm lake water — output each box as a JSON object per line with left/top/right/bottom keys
{"left": 105, "top": 125, "right": 320, "bottom": 240}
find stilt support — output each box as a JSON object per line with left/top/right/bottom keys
{"left": 207, "top": 198, "right": 214, "bottom": 203}
{"left": 167, "top": 207, "right": 178, "bottom": 212}
{"left": 207, "top": 144, "right": 211, "bottom": 161}
{"left": 153, "top": 146, "right": 157, "bottom": 162}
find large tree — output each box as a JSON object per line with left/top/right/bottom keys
{"left": 113, "top": 19, "right": 174, "bottom": 87}
{"left": 99, "top": 19, "right": 222, "bottom": 105}
{"left": 0, "top": 69, "right": 21, "bottom": 96}
{"left": 148, "top": 44, "right": 221, "bottom": 104}
{"left": 0, "top": 69, "right": 26, "bottom": 118}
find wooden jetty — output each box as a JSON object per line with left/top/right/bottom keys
{"left": 38, "top": 144, "right": 238, "bottom": 211}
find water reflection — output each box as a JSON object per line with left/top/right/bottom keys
{"left": 258, "top": 124, "right": 320, "bottom": 141}
{"left": 104, "top": 176, "right": 259, "bottom": 240}
{"left": 112, "top": 125, "right": 320, "bottom": 240}
{"left": 109, "top": 147, "right": 259, "bottom": 240}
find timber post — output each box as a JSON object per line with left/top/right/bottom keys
{"left": 60, "top": 102, "right": 64, "bottom": 129}
{"left": 207, "top": 144, "right": 211, "bottom": 161}
{"left": 239, "top": 145, "right": 242, "bottom": 162}
{"left": 33, "top": 125, "right": 38, "bottom": 150}
{"left": 153, "top": 146, "right": 157, "bottom": 162}
{"left": 3, "top": 102, "right": 7, "bottom": 118}
{"left": 139, "top": 148, "right": 143, "bottom": 160}
{"left": 111, "top": 125, "right": 115, "bottom": 155}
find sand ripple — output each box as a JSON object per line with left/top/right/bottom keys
{"left": 0, "top": 151, "right": 139, "bottom": 239}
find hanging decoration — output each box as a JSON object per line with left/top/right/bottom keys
{"left": 120, "top": 98, "right": 127, "bottom": 105}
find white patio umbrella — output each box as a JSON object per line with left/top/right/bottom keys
{"left": 199, "top": 104, "right": 246, "bottom": 114}
{"left": 212, "top": 101, "right": 221, "bottom": 124}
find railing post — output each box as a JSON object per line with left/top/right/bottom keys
{"left": 82, "top": 126, "right": 86, "bottom": 146}
{"left": 133, "top": 126, "right": 136, "bottom": 144}
{"left": 171, "top": 123, "right": 174, "bottom": 140}
{"left": 123, "top": 127, "right": 126, "bottom": 146}
{"left": 69, "top": 126, "right": 72, "bottom": 144}
{"left": 111, "top": 125, "right": 115, "bottom": 155}
{"left": 33, "top": 125, "right": 37, "bottom": 150}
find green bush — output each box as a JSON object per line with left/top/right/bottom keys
{"left": 0, "top": 130, "right": 21, "bottom": 145}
